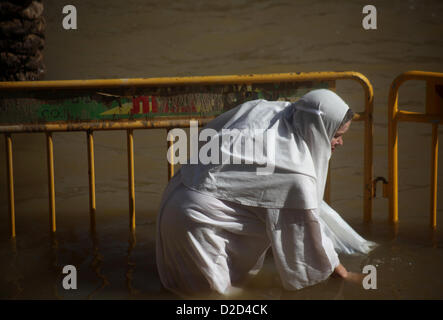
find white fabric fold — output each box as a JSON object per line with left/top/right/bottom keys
{"left": 318, "top": 201, "right": 378, "bottom": 255}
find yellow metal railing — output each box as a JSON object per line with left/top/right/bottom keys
{"left": 388, "top": 71, "right": 443, "bottom": 228}
{"left": 0, "top": 71, "right": 374, "bottom": 238}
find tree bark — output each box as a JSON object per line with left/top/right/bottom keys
{"left": 0, "top": 0, "right": 46, "bottom": 81}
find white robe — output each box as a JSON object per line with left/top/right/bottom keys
{"left": 155, "top": 170, "right": 375, "bottom": 296}
{"left": 155, "top": 91, "right": 376, "bottom": 296}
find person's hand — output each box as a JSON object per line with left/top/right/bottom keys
{"left": 344, "top": 272, "right": 365, "bottom": 285}
{"left": 332, "top": 263, "right": 348, "bottom": 278}
{"left": 332, "top": 264, "right": 365, "bottom": 286}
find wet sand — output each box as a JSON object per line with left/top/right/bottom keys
{"left": 0, "top": 0, "right": 442, "bottom": 299}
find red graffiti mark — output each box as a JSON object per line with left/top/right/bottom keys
{"left": 132, "top": 96, "right": 197, "bottom": 114}
{"left": 131, "top": 96, "right": 158, "bottom": 114}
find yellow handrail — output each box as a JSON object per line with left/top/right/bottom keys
{"left": 0, "top": 71, "right": 369, "bottom": 90}
{"left": 388, "top": 71, "right": 443, "bottom": 228}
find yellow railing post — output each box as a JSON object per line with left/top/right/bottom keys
{"left": 388, "top": 80, "right": 399, "bottom": 224}
{"left": 127, "top": 129, "right": 135, "bottom": 231}
{"left": 388, "top": 71, "right": 443, "bottom": 228}
{"left": 166, "top": 128, "right": 174, "bottom": 181}
{"left": 5, "top": 134, "right": 16, "bottom": 238}
{"left": 46, "top": 132, "right": 56, "bottom": 233}
{"left": 430, "top": 123, "right": 439, "bottom": 229}
{"left": 363, "top": 83, "right": 374, "bottom": 223}
{"left": 87, "top": 130, "right": 97, "bottom": 232}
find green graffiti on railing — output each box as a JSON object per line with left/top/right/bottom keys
{"left": 0, "top": 81, "right": 331, "bottom": 124}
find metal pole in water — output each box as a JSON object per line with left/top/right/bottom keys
{"left": 87, "top": 130, "right": 97, "bottom": 232}
{"left": 430, "top": 123, "right": 439, "bottom": 229}
{"left": 127, "top": 129, "right": 135, "bottom": 231}
{"left": 388, "top": 85, "right": 399, "bottom": 224}
{"left": 46, "top": 132, "right": 56, "bottom": 233}
{"left": 364, "top": 89, "right": 374, "bottom": 223}
{"left": 167, "top": 128, "right": 174, "bottom": 181}
{"left": 5, "top": 134, "right": 16, "bottom": 238}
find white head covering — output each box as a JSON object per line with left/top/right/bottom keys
{"left": 180, "top": 89, "right": 350, "bottom": 210}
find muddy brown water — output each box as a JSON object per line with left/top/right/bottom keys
{"left": 0, "top": 0, "right": 443, "bottom": 299}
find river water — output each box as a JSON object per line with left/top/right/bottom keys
{"left": 0, "top": 0, "right": 443, "bottom": 299}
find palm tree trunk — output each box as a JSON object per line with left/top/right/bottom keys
{"left": 0, "top": 0, "right": 46, "bottom": 81}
